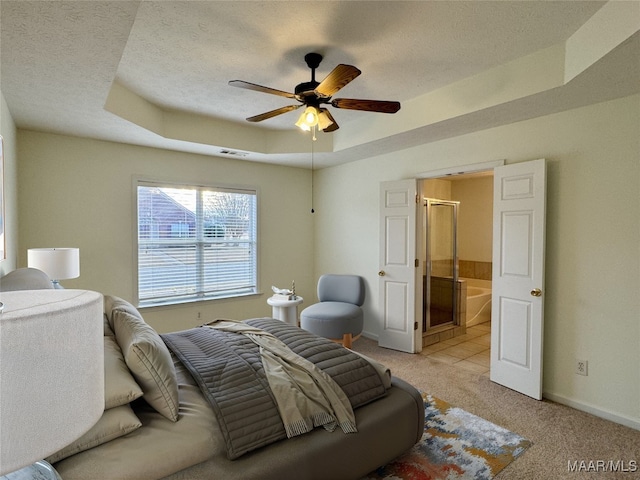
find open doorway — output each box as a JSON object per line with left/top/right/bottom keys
{"left": 379, "top": 159, "right": 546, "bottom": 396}
{"left": 420, "top": 172, "right": 493, "bottom": 375}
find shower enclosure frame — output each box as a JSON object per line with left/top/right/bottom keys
{"left": 424, "top": 198, "right": 460, "bottom": 332}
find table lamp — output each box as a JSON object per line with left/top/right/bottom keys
{"left": 0, "top": 289, "right": 104, "bottom": 477}
{"left": 27, "top": 248, "right": 80, "bottom": 288}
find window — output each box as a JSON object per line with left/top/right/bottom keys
{"left": 136, "top": 182, "right": 257, "bottom": 307}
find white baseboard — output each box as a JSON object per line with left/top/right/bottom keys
{"left": 543, "top": 392, "right": 640, "bottom": 431}
{"left": 359, "top": 331, "right": 639, "bottom": 432}
{"left": 362, "top": 330, "right": 378, "bottom": 341}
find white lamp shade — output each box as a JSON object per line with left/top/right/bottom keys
{"left": 27, "top": 248, "right": 80, "bottom": 281}
{"left": 0, "top": 289, "right": 104, "bottom": 475}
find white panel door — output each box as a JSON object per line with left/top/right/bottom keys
{"left": 378, "top": 180, "right": 421, "bottom": 353}
{"left": 491, "top": 159, "right": 546, "bottom": 399}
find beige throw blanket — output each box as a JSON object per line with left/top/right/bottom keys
{"left": 205, "top": 319, "right": 357, "bottom": 438}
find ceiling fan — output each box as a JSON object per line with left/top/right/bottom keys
{"left": 229, "top": 53, "right": 401, "bottom": 133}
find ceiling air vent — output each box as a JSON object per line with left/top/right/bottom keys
{"left": 219, "top": 149, "right": 248, "bottom": 157}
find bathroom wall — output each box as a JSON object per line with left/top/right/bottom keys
{"left": 422, "top": 176, "right": 493, "bottom": 281}
{"left": 451, "top": 176, "right": 493, "bottom": 261}
{"left": 452, "top": 176, "right": 493, "bottom": 280}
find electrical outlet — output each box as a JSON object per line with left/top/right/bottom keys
{"left": 575, "top": 359, "right": 588, "bottom": 376}
{"left": 197, "top": 311, "right": 201, "bottom": 320}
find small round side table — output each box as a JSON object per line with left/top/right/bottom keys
{"left": 267, "top": 296, "right": 303, "bottom": 326}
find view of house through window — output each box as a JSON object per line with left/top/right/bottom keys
{"left": 137, "top": 182, "right": 257, "bottom": 306}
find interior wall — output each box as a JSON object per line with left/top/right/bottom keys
{"left": 17, "top": 131, "right": 314, "bottom": 333}
{"left": 0, "top": 91, "right": 18, "bottom": 274}
{"left": 313, "top": 94, "right": 640, "bottom": 427}
{"left": 451, "top": 176, "right": 493, "bottom": 263}
{"left": 421, "top": 176, "right": 493, "bottom": 277}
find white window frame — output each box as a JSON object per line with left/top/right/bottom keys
{"left": 135, "top": 180, "right": 258, "bottom": 307}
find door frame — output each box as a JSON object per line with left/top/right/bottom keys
{"left": 416, "top": 160, "right": 505, "bottom": 330}
{"left": 416, "top": 160, "right": 504, "bottom": 342}
{"left": 377, "top": 161, "right": 504, "bottom": 352}
{"left": 416, "top": 160, "right": 505, "bottom": 180}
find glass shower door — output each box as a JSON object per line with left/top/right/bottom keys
{"left": 424, "top": 199, "right": 459, "bottom": 330}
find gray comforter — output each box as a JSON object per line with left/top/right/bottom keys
{"left": 161, "top": 318, "right": 388, "bottom": 460}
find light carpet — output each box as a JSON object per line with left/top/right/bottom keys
{"left": 364, "top": 393, "right": 531, "bottom": 480}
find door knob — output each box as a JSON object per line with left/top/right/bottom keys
{"left": 530, "top": 288, "right": 542, "bottom": 297}
{"left": 378, "top": 271, "right": 386, "bottom": 277}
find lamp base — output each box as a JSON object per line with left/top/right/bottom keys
{"left": 1, "top": 461, "right": 62, "bottom": 480}
{"left": 51, "top": 280, "right": 64, "bottom": 289}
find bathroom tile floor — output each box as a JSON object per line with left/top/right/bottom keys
{"left": 420, "top": 322, "right": 491, "bottom": 376}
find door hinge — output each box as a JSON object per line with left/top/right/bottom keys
{"left": 415, "top": 258, "right": 419, "bottom": 268}
{"left": 414, "top": 322, "right": 418, "bottom": 330}
{"left": 415, "top": 194, "right": 419, "bottom": 204}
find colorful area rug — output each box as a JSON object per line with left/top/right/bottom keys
{"left": 364, "top": 393, "right": 532, "bottom": 480}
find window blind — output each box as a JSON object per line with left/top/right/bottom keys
{"left": 137, "top": 183, "right": 257, "bottom": 306}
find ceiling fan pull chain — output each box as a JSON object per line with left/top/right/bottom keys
{"left": 310, "top": 134, "right": 315, "bottom": 214}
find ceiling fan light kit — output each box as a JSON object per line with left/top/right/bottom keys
{"left": 295, "top": 115, "right": 312, "bottom": 132}
{"left": 296, "top": 106, "right": 320, "bottom": 131}
{"left": 229, "top": 52, "right": 401, "bottom": 133}
{"left": 317, "top": 109, "right": 334, "bottom": 131}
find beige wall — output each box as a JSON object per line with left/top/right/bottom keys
{"left": 451, "top": 176, "right": 493, "bottom": 263}
{"left": 12, "top": 92, "right": 640, "bottom": 428}
{"left": 17, "top": 132, "right": 314, "bottom": 333}
{"left": 0, "top": 92, "right": 18, "bottom": 274}
{"left": 421, "top": 176, "right": 493, "bottom": 272}
{"left": 314, "top": 94, "right": 640, "bottom": 428}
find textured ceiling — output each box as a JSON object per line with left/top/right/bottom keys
{"left": 116, "top": 1, "right": 600, "bottom": 127}
{"left": 1, "top": 1, "right": 638, "bottom": 168}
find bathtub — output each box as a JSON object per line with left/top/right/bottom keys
{"left": 462, "top": 278, "right": 492, "bottom": 327}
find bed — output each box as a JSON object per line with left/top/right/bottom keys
{"left": 0, "top": 268, "right": 424, "bottom": 480}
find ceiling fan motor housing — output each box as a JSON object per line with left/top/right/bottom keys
{"left": 295, "top": 81, "right": 321, "bottom": 99}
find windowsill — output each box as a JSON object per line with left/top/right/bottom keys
{"left": 138, "top": 291, "right": 263, "bottom": 311}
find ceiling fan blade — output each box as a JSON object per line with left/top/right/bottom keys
{"left": 320, "top": 109, "right": 339, "bottom": 132}
{"left": 246, "top": 105, "right": 301, "bottom": 122}
{"left": 314, "top": 64, "right": 361, "bottom": 98}
{"left": 331, "top": 98, "right": 401, "bottom": 113}
{"left": 229, "top": 80, "right": 296, "bottom": 99}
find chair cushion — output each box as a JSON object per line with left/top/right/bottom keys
{"left": 317, "top": 274, "right": 365, "bottom": 306}
{"left": 300, "top": 302, "right": 364, "bottom": 339}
